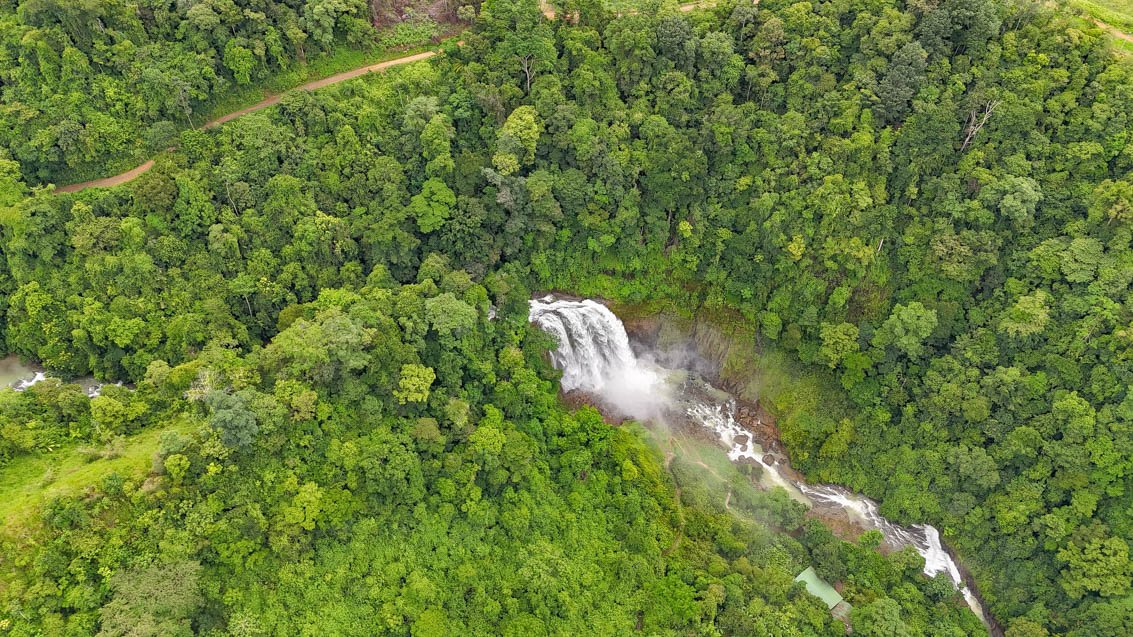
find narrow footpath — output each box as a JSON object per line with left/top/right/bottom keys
{"left": 55, "top": 1, "right": 719, "bottom": 194}
{"left": 54, "top": 49, "right": 441, "bottom": 194}
{"left": 1094, "top": 18, "right": 1133, "bottom": 44}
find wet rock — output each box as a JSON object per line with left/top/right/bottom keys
{"left": 559, "top": 390, "right": 631, "bottom": 425}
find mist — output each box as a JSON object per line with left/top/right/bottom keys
{"left": 528, "top": 295, "right": 990, "bottom": 627}
{"left": 529, "top": 296, "right": 680, "bottom": 423}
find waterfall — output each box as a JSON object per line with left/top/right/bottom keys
{"left": 529, "top": 296, "right": 989, "bottom": 628}
{"left": 690, "top": 391, "right": 989, "bottom": 627}
{"left": 528, "top": 297, "right": 639, "bottom": 392}
{"left": 529, "top": 297, "right": 669, "bottom": 420}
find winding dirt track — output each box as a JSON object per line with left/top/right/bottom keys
{"left": 1094, "top": 18, "right": 1133, "bottom": 44}
{"left": 56, "top": 2, "right": 720, "bottom": 194}
{"left": 54, "top": 50, "right": 440, "bottom": 194}
{"left": 55, "top": 160, "right": 157, "bottom": 194}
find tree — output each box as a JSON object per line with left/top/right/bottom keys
{"left": 223, "top": 40, "right": 255, "bottom": 85}
{"left": 303, "top": 0, "right": 364, "bottom": 48}
{"left": 97, "top": 561, "right": 203, "bottom": 637}
{"left": 412, "top": 608, "right": 450, "bottom": 637}
{"left": 395, "top": 364, "right": 435, "bottom": 405}
{"left": 0, "top": 158, "right": 26, "bottom": 211}
{"left": 818, "top": 322, "right": 860, "bottom": 368}
{"left": 1006, "top": 618, "right": 1049, "bottom": 637}
{"left": 425, "top": 293, "right": 478, "bottom": 339}
{"left": 874, "top": 42, "right": 927, "bottom": 125}
{"left": 850, "top": 598, "right": 912, "bottom": 637}
{"left": 492, "top": 106, "right": 541, "bottom": 176}
{"left": 468, "top": 420, "right": 506, "bottom": 466}
{"left": 999, "top": 291, "right": 1050, "bottom": 338}
{"left": 1058, "top": 532, "right": 1133, "bottom": 599}
{"left": 421, "top": 114, "right": 456, "bottom": 178}
{"left": 204, "top": 390, "right": 258, "bottom": 448}
{"left": 916, "top": 0, "right": 1001, "bottom": 57}
{"left": 479, "top": 0, "right": 557, "bottom": 94}
{"left": 872, "top": 302, "right": 937, "bottom": 358}
{"left": 1089, "top": 179, "right": 1133, "bottom": 226}
{"left": 409, "top": 178, "right": 457, "bottom": 233}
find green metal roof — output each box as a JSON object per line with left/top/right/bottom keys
{"left": 794, "top": 567, "right": 844, "bottom": 609}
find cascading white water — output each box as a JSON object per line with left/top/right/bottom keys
{"left": 12, "top": 371, "right": 47, "bottom": 391}
{"left": 687, "top": 400, "right": 810, "bottom": 501}
{"left": 529, "top": 296, "right": 989, "bottom": 627}
{"left": 1, "top": 354, "right": 113, "bottom": 397}
{"left": 529, "top": 297, "right": 670, "bottom": 420}
{"left": 798, "top": 481, "right": 987, "bottom": 621}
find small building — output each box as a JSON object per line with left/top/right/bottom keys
{"left": 795, "top": 567, "right": 842, "bottom": 609}
{"left": 795, "top": 567, "right": 853, "bottom": 621}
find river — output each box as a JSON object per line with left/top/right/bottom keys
{"left": 529, "top": 296, "right": 991, "bottom": 629}
{"left": 0, "top": 354, "right": 110, "bottom": 397}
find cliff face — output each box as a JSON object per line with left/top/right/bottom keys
{"left": 617, "top": 308, "right": 767, "bottom": 405}
{"left": 369, "top": 0, "right": 463, "bottom": 26}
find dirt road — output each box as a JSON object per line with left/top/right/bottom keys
{"left": 56, "top": 1, "right": 720, "bottom": 194}
{"left": 55, "top": 50, "right": 440, "bottom": 193}
{"left": 1094, "top": 18, "right": 1133, "bottom": 44}
{"left": 203, "top": 50, "right": 438, "bottom": 130}
{"left": 55, "top": 160, "right": 157, "bottom": 194}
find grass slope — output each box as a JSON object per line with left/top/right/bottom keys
{"left": 0, "top": 424, "right": 186, "bottom": 530}
{"left": 1070, "top": 0, "right": 1133, "bottom": 55}
{"left": 1071, "top": 0, "right": 1133, "bottom": 30}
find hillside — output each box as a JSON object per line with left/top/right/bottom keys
{"left": 1, "top": 0, "right": 1132, "bottom": 634}
{"left": 0, "top": 0, "right": 458, "bottom": 186}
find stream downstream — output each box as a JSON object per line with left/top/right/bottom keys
{"left": 529, "top": 296, "right": 990, "bottom": 628}
{"left": 0, "top": 355, "right": 109, "bottom": 397}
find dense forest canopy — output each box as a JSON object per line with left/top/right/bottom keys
{"left": 0, "top": 0, "right": 452, "bottom": 184}
{"left": 0, "top": 0, "right": 1132, "bottom": 634}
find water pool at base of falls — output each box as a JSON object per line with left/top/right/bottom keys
{"left": 529, "top": 296, "right": 989, "bottom": 628}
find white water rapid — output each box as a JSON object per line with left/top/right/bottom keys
{"left": 529, "top": 296, "right": 989, "bottom": 627}
{"left": 1, "top": 355, "right": 113, "bottom": 397}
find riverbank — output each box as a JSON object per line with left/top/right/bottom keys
{"left": 608, "top": 303, "right": 1002, "bottom": 635}
{"left": 0, "top": 354, "right": 106, "bottom": 396}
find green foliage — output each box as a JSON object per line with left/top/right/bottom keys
{"left": 379, "top": 17, "right": 442, "bottom": 49}
{"left": 410, "top": 178, "right": 457, "bottom": 233}
{"left": 204, "top": 391, "right": 258, "bottom": 449}
{"left": 0, "top": 0, "right": 450, "bottom": 184}
{"left": 851, "top": 598, "right": 913, "bottom": 637}
{"left": 396, "top": 363, "right": 436, "bottom": 404}
{"left": 1058, "top": 530, "right": 1133, "bottom": 599}
{"left": 1, "top": 0, "right": 1132, "bottom": 634}
{"left": 872, "top": 302, "right": 938, "bottom": 358}
{"left": 97, "top": 561, "right": 203, "bottom": 637}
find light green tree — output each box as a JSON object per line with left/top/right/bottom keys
{"left": 395, "top": 364, "right": 435, "bottom": 405}
{"left": 872, "top": 302, "right": 937, "bottom": 358}
{"left": 492, "top": 106, "right": 541, "bottom": 175}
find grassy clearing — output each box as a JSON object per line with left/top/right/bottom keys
{"left": 0, "top": 424, "right": 185, "bottom": 530}
{"left": 1069, "top": 0, "right": 1133, "bottom": 59}
{"left": 1071, "top": 0, "right": 1133, "bottom": 31}
{"left": 638, "top": 422, "right": 755, "bottom": 511}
